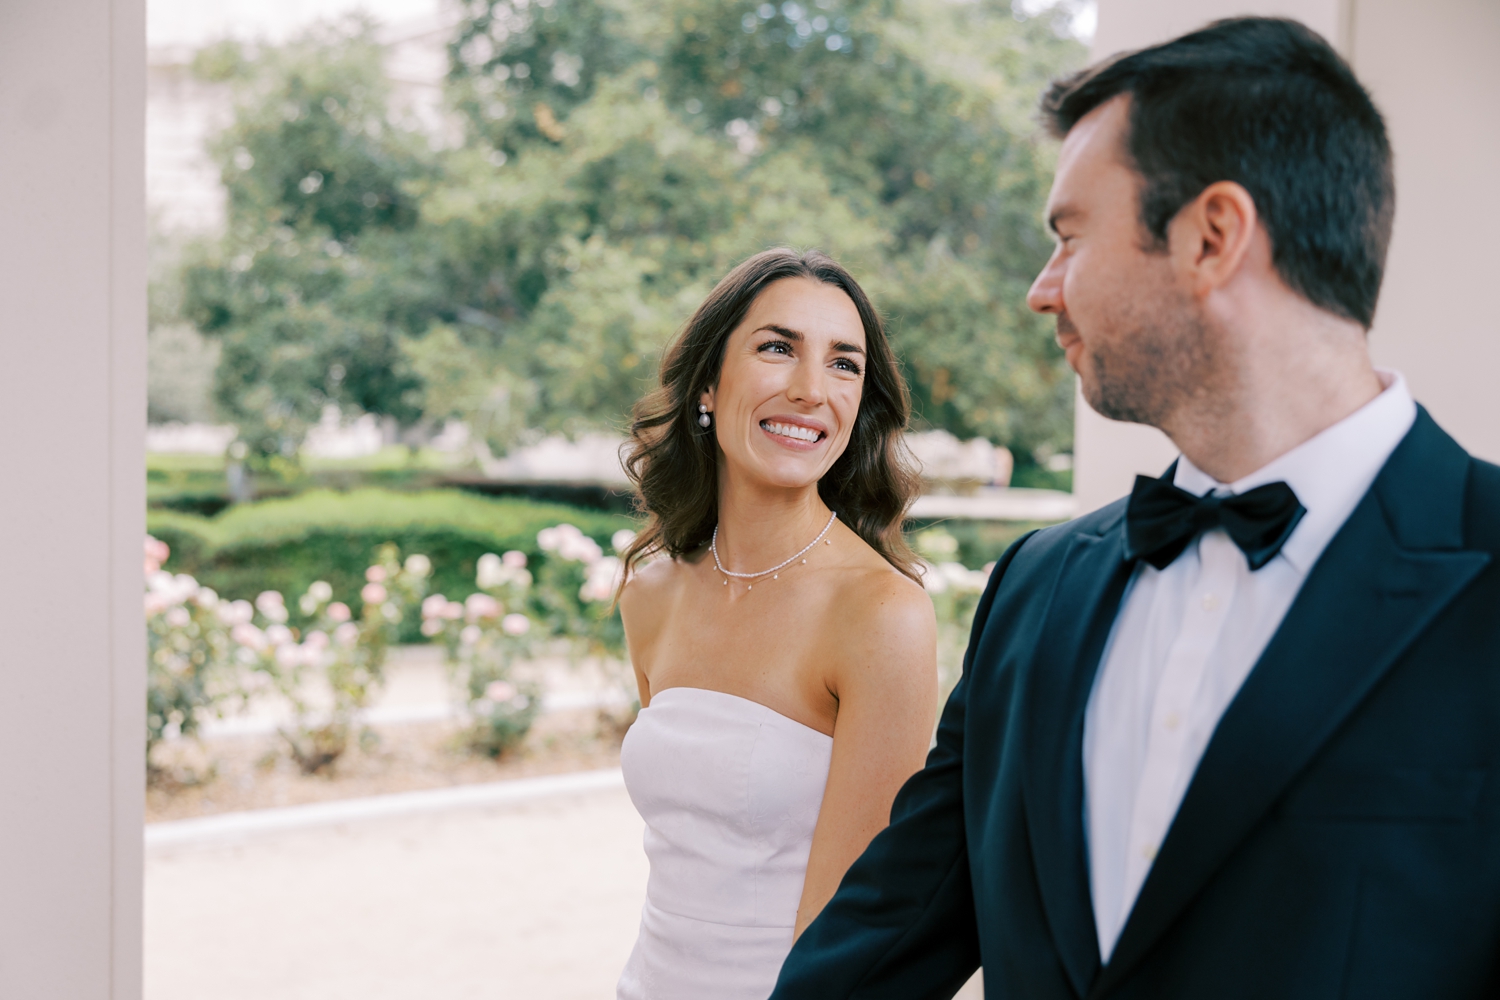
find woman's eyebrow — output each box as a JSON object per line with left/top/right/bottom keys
{"left": 757, "top": 324, "right": 865, "bottom": 355}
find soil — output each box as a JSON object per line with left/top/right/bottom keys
{"left": 145, "top": 708, "right": 629, "bottom": 824}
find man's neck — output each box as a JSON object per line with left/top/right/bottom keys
{"left": 1158, "top": 309, "right": 1383, "bottom": 484}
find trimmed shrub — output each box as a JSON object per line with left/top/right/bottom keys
{"left": 148, "top": 488, "right": 637, "bottom": 639}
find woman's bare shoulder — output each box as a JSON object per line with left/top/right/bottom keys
{"left": 618, "top": 547, "right": 706, "bottom": 625}
{"left": 829, "top": 542, "right": 937, "bottom": 662}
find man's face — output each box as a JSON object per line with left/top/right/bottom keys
{"left": 1027, "top": 96, "right": 1220, "bottom": 428}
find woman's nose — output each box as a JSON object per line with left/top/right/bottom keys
{"left": 787, "top": 361, "right": 827, "bottom": 405}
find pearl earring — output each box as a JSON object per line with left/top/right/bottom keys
{"left": 698, "top": 403, "right": 711, "bottom": 428}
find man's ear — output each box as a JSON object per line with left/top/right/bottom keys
{"left": 1171, "top": 180, "right": 1259, "bottom": 297}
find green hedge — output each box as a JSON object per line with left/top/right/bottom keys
{"left": 148, "top": 488, "right": 638, "bottom": 619}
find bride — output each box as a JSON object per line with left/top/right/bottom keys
{"left": 614, "top": 248, "right": 938, "bottom": 999}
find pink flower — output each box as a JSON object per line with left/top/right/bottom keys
{"left": 256, "top": 591, "right": 288, "bottom": 623}
{"left": 231, "top": 623, "right": 268, "bottom": 653}
{"left": 144, "top": 536, "right": 170, "bottom": 572}
{"left": 460, "top": 625, "right": 482, "bottom": 646}
{"left": 501, "top": 550, "right": 528, "bottom": 568}
{"left": 361, "top": 583, "right": 387, "bottom": 605}
{"left": 484, "top": 680, "right": 518, "bottom": 702}
{"left": 218, "top": 600, "right": 254, "bottom": 626}
{"left": 365, "top": 565, "right": 387, "bottom": 583}
{"left": 465, "top": 593, "right": 501, "bottom": 621}
{"left": 333, "top": 622, "right": 359, "bottom": 646}
{"left": 420, "top": 618, "right": 445, "bottom": 637}
{"left": 501, "top": 613, "right": 531, "bottom": 636}
{"left": 327, "top": 602, "right": 352, "bottom": 623}
{"left": 421, "top": 594, "right": 449, "bottom": 618}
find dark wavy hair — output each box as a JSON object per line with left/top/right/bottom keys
{"left": 619, "top": 248, "right": 922, "bottom": 589}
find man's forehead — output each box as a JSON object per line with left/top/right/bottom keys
{"left": 1046, "top": 95, "right": 1133, "bottom": 214}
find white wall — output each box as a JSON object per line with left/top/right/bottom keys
{"left": 0, "top": 0, "right": 146, "bottom": 997}
{"left": 1073, "top": 0, "right": 1500, "bottom": 511}
{"left": 1355, "top": 0, "right": 1500, "bottom": 463}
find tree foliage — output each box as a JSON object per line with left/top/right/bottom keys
{"left": 177, "top": 1, "right": 1086, "bottom": 461}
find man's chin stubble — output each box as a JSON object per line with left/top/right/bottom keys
{"left": 1082, "top": 316, "right": 1217, "bottom": 430}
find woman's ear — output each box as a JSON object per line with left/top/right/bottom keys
{"left": 699, "top": 386, "right": 716, "bottom": 413}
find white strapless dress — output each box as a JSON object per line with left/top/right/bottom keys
{"left": 617, "top": 687, "right": 834, "bottom": 1000}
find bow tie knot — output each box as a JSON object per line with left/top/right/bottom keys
{"left": 1125, "top": 473, "right": 1306, "bottom": 572}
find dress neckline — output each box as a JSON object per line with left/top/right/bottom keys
{"left": 647, "top": 687, "right": 834, "bottom": 742}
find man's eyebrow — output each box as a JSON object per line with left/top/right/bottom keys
{"left": 758, "top": 324, "right": 865, "bottom": 355}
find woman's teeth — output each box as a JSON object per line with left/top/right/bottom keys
{"left": 762, "top": 421, "right": 822, "bottom": 443}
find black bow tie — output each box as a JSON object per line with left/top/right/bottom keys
{"left": 1125, "top": 473, "right": 1306, "bottom": 572}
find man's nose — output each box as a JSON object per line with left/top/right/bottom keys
{"left": 1027, "top": 249, "right": 1065, "bottom": 315}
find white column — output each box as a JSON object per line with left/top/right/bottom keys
{"left": 0, "top": 0, "right": 146, "bottom": 997}
{"left": 1354, "top": 0, "right": 1500, "bottom": 462}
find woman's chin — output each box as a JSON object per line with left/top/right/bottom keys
{"left": 730, "top": 455, "right": 828, "bottom": 493}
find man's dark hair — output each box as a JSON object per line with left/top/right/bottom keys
{"left": 1042, "top": 17, "right": 1393, "bottom": 329}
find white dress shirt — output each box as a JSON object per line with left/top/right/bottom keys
{"left": 1082, "top": 371, "right": 1417, "bottom": 961}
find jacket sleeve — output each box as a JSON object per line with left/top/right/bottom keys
{"left": 769, "top": 532, "right": 1036, "bottom": 1000}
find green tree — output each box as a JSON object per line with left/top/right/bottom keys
{"left": 181, "top": 21, "right": 430, "bottom": 459}
{"left": 180, "top": 2, "right": 1086, "bottom": 465}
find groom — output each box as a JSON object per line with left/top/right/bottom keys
{"left": 772, "top": 16, "right": 1500, "bottom": 1000}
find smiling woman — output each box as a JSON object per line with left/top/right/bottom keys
{"left": 610, "top": 248, "right": 938, "bottom": 999}
{"left": 620, "top": 248, "right": 921, "bottom": 583}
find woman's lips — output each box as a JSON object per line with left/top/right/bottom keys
{"left": 760, "top": 419, "right": 826, "bottom": 450}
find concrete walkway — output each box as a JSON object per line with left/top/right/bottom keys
{"left": 145, "top": 775, "right": 984, "bottom": 999}
{"left": 145, "top": 786, "right": 648, "bottom": 999}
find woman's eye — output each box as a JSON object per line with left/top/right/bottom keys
{"left": 832, "top": 358, "right": 862, "bottom": 374}
{"left": 759, "top": 341, "right": 792, "bottom": 355}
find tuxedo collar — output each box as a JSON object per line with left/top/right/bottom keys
{"left": 1088, "top": 408, "right": 1489, "bottom": 995}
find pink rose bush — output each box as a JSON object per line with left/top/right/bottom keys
{"left": 145, "top": 537, "right": 238, "bottom": 769}
{"left": 422, "top": 549, "right": 542, "bottom": 758}
{"left": 240, "top": 543, "right": 430, "bottom": 773}
{"left": 146, "top": 522, "right": 637, "bottom": 767}
{"left": 146, "top": 536, "right": 428, "bottom": 774}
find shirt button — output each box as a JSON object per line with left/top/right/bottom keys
{"left": 1202, "top": 593, "right": 1220, "bottom": 611}
{"left": 1163, "top": 712, "right": 1181, "bottom": 731}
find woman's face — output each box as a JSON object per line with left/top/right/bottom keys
{"left": 702, "top": 276, "right": 867, "bottom": 493}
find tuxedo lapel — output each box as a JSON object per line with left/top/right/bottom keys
{"left": 1019, "top": 517, "right": 1136, "bottom": 998}
{"left": 1093, "top": 411, "right": 1491, "bottom": 994}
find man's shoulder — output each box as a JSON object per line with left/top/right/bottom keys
{"left": 996, "top": 495, "right": 1128, "bottom": 580}
{"left": 1018, "top": 496, "right": 1128, "bottom": 555}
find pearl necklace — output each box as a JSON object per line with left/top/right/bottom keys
{"left": 712, "top": 511, "right": 838, "bottom": 589}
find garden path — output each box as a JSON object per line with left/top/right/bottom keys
{"left": 145, "top": 781, "right": 986, "bottom": 998}
{"left": 146, "top": 785, "right": 648, "bottom": 999}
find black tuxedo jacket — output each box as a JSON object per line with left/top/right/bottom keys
{"left": 772, "top": 409, "right": 1500, "bottom": 999}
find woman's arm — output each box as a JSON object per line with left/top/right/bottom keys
{"left": 618, "top": 558, "right": 674, "bottom": 709}
{"left": 793, "top": 577, "right": 938, "bottom": 938}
